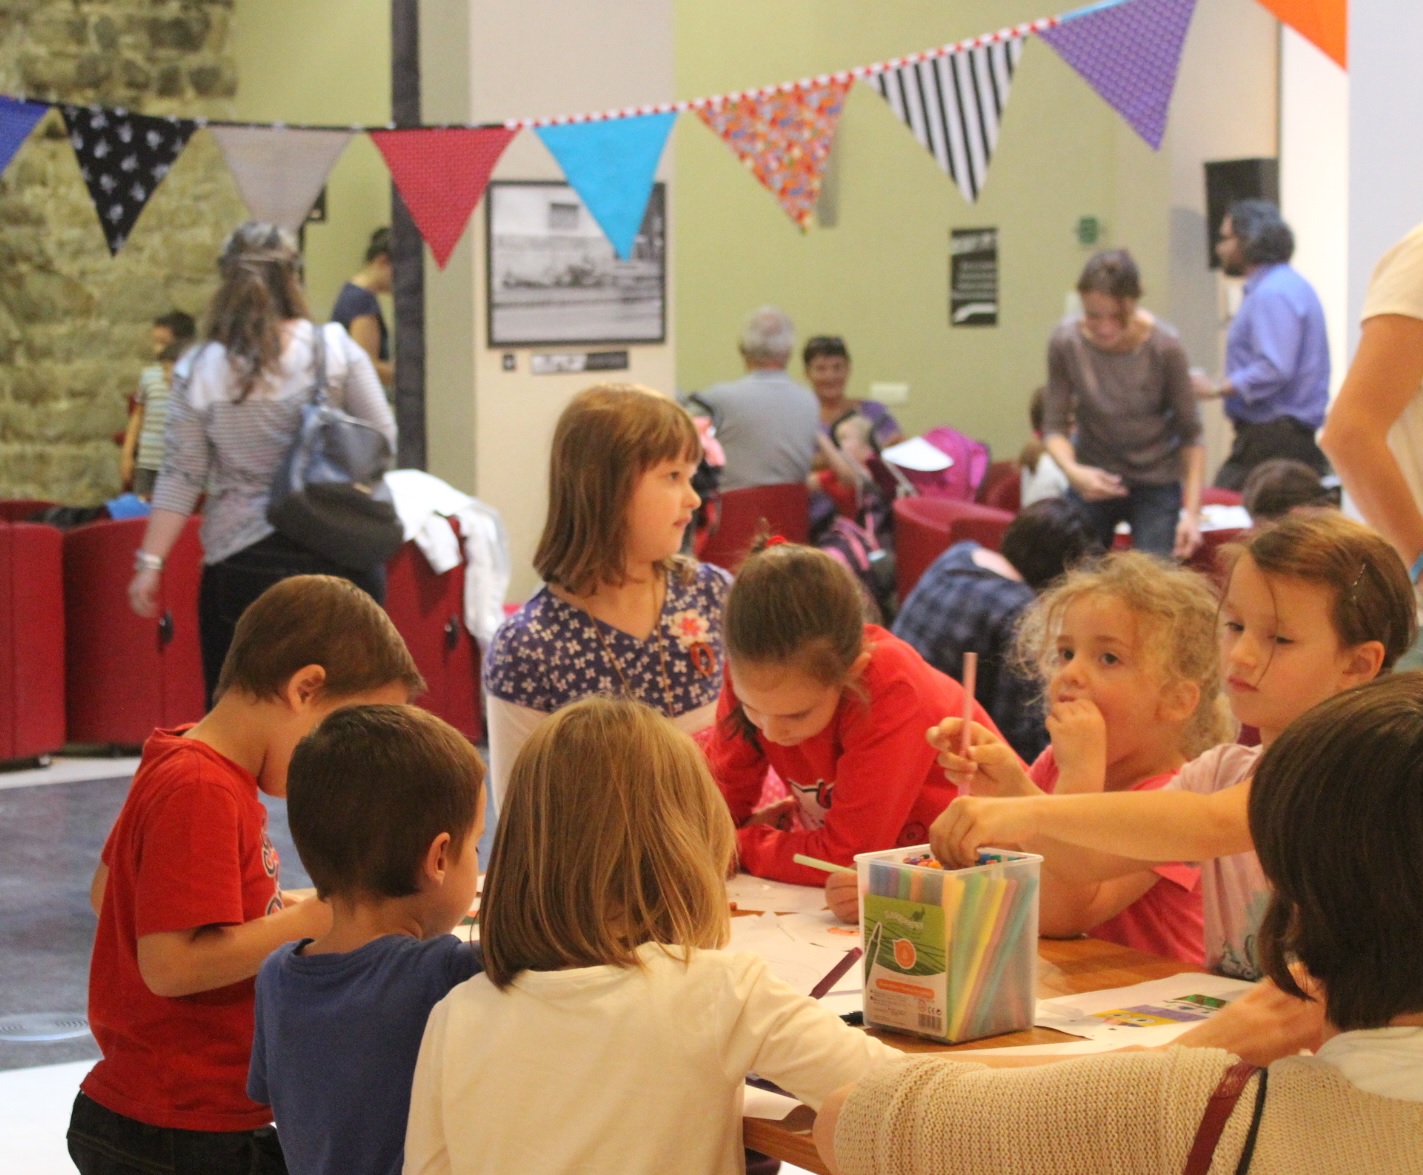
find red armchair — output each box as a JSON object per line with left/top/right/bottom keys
{"left": 698, "top": 482, "right": 810, "bottom": 573}
{"left": 384, "top": 519, "right": 483, "bottom": 742}
{"left": 894, "top": 497, "right": 1015, "bottom": 602}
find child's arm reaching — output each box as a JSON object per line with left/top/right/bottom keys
{"left": 136, "top": 896, "right": 332, "bottom": 998}
{"left": 931, "top": 783, "right": 1253, "bottom": 871}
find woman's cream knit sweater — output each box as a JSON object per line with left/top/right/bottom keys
{"left": 834, "top": 1046, "right": 1423, "bottom": 1173}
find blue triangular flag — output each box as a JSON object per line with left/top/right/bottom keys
{"left": 0, "top": 97, "right": 48, "bottom": 176}
{"left": 535, "top": 112, "right": 676, "bottom": 259}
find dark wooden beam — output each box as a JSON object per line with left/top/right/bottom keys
{"left": 391, "top": 0, "right": 426, "bottom": 469}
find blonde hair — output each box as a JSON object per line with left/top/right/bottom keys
{"left": 1017, "top": 551, "right": 1231, "bottom": 758}
{"left": 480, "top": 697, "right": 736, "bottom": 989}
{"left": 533, "top": 384, "right": 701, "bottom": 595}
{"left": 1221, "top": 510, "right": 1417, "bottom": 669}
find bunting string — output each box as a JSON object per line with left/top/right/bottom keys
{"left": 0, "top": 0, "right": 1214, "bottom": 259}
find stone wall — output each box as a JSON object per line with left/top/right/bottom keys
{"left": 0, "top": 0, "right": 246, "bottom": 503}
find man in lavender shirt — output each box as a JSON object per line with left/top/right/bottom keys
{"left": 1193, "top": 200, "right": 1331, "bottom": 490}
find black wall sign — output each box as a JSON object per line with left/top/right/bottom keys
{"left": 950, "top": 227, "right": 999, "bottom": 327}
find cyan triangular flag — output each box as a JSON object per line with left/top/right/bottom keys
{"left": 0, "top": 97, "right": 48, "bottom": 177}
{"left": 1039, "top": 0, "right": 1197, "bottom": 150}
{"left": 535, "top": 112, "right": 676, "bottom": 259}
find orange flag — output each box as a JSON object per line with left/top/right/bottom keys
{"left": 1256, "top": 0, "right": 1346, "bottom": 69}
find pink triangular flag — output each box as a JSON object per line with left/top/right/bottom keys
{"left": 369, "top": 126, "right": 520, "bottom": 268}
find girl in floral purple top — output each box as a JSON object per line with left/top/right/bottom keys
{"left": 483, "top": 385, "right": 730, "bottom": 808}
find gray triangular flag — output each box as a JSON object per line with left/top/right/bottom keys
{"left": 209, "top": 125, "right": 353, "bottom": 231}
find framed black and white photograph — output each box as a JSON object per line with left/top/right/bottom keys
{"left": 486, "top": 181, "right": 667, "bottom": 348}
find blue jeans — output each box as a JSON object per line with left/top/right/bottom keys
{"left": 68, "top": 1093, "right": 287, "bottom": 1175}
{"left": 1070, "top": 482, "right": 1182, "bottom": 558}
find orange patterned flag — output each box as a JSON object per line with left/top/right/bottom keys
{"left": 695, "top": 79, "right": 852, "bottom": 230}
{"left": 1256, "top": 0, "right": 1346, "bottom": 68}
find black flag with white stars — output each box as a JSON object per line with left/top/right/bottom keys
{"left": 61, "top": 105, "right": 196, "bottom": 255}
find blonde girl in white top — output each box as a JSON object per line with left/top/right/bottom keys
{"left": 405, "top": 697, "right": 897, "bottom": 1175}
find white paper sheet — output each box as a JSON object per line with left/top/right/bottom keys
{"left": 1034, "top": 972, "right": 1254, "bottom": 1047}
{"left": 728, "top": 913, "right": 850, "bottom": 996}
{"left": 1200, "top": 503, "right": 1253, "bottom": 531}
{"left": 775, "top": 908, "right": 864, "bottom": 952}
{"left": 743, "top": 1085, "right": 802, "bottom": 1121}
{"left": 726, "top": 873, "right": 830, "bottom": 915}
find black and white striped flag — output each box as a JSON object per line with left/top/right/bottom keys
{"left": 867, "top": 38, "right": 1024, "bottom": 204}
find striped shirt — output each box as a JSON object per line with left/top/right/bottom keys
{"left": 152, "top": 321, "right": 394, "bottom": 565}
{"left": 134, "top": 364, "right": 171, "bottom": 473}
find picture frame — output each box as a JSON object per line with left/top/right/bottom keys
{"left": 485, "top": 180, "right": 667, "bottom": 348}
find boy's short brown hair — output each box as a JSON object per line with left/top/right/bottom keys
{"left": 215, "top": 575, "right": 425, "bottom": 703}
{"left": 287, "top": 704, "right": 485, "bottom": 900}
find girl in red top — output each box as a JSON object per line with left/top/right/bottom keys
{"left": 704, "top": 541, "right": 1002, "bottom": 888}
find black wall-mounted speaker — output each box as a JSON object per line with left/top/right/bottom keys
{"left": 1204, "top": 158, "right": 1280, "bottom": 268}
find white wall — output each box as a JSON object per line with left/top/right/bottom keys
{"left": 1280, "top": 29, "right": 1348, "bottom": 396}
{"left": 1160, "top": 0, "right": 1278, "bottom": 477}
{"left": 1347, "top": 0, "right": 1423, "bottom": 348}
{"left": 451, "top": 0, "right": 676, "bottom": 600}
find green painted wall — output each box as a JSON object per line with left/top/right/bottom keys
{"left": 673, "top": 0, "right": 1171, "bottom": 460}
{"left": 229, "top": 0, "right": 391, "bottom": 326}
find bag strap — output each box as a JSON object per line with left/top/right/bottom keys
{"left": 1232, "top": 1067, "right": 1268, "bottom": 1175}
{"left": 1182, "top": 1059, "right": 1259, "bottom": 1175}
{"left": 308, "top": 323, "right": 329, "bottom": 407}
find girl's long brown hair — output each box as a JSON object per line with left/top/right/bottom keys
{"left": 207, "top": 221, "right": 310, "bottom": 402}
{"left": 533, "top": 384, "right": 701, "bottom": 594}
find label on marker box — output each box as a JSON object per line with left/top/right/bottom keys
{"left": 862, "top": 895, "right": 949, "bottom": 1039}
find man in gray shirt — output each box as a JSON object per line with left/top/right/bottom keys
{"left": 690, "top": 306, "right": 820, "bottom": 491}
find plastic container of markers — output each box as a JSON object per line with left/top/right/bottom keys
{"left": 854, "top": 845, "right": 1042, "bottom": 1045}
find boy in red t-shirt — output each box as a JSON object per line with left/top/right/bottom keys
{"left": 68, "top": 575, "right": 425, "bottom": 1175}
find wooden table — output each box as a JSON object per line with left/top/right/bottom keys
{"left": 743, "top": 936, "right": 1201, "bottom": 1173}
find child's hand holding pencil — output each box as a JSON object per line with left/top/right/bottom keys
{"left": 926, "top": 719, "right": 1038, "bottom": 797}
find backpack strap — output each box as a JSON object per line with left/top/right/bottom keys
{"left": 1182, "top": 1060, "right": 1259, "bottom": 1175}
{"left": 308, "top": 323, "right": 329, "bottom": 406}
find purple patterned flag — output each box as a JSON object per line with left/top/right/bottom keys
{"left": 1039, "top": 0, "right": 1197, "bottom": 150}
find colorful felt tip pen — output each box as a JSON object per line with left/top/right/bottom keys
{"left": 793, "top": 853, "right": 855, "bottom": 875}
{"left": 960, "top": 651, "right": 978, "bottom": 757}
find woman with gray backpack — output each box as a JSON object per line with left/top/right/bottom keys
{"left": 127, "top": 221, "right": 398, "bottom": 705}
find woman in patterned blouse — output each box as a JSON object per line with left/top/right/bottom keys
{"left": 483, "top": 385, "right": 731, "bottom": 809}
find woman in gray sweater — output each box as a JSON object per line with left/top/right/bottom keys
{"left": 1042, "top": 250, "right": 1205, "bottom": 560}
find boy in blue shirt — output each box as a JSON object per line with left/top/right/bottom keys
{"left": 249, "top": 704, "right": 485, "bottom": 1175}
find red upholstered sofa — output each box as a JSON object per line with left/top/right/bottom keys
{"left": 384, "top": 519, "right": 484, "bottom": 742}
{"left": 64, "top": 516, "right": 206, "bottom": 747}
{"left": 0, "top": 521, "right": 66, "bottom": 762}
